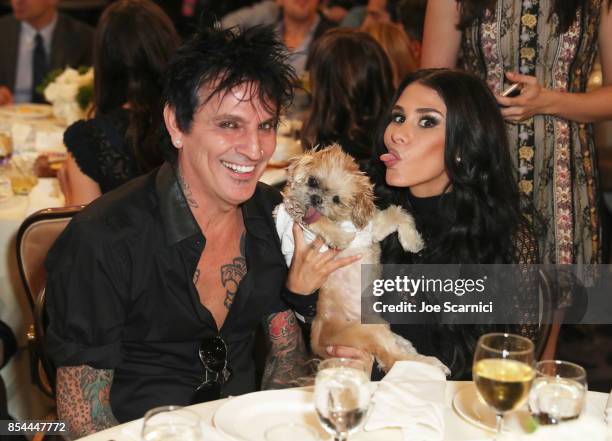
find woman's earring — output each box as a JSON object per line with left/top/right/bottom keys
{"left": 455, "top": 155, "right": 462, "bottom": 164}
{"left": 174, "top": 139, "right": 182, "bottom": 147}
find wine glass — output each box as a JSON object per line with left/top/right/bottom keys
{"left": 0, "top": 130, "right": 13, "bottom": 166}
{"left": 473, "top": 333, "right": 535, "bottom": 438}
{"left": 528, "top": 360, "right": 587, "bottom": 424}
{"left": 314, "top": 358, "right": 371, "bottom": 441}
{"left": 141, "top": 405, "right": 202, "bottom": 441}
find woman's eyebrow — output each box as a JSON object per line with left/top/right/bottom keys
{"left": 415, "top": 108, "right": 444, "bottom": 116}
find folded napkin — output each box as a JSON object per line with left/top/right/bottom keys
{"left": 606, "top": 389, "right": 612, "bottom": 436}
{"left": 34, "top": 130, "right": 65, "bottom": 152}
{"left": 365, "top": 361, "right": 446, "bottom": 441}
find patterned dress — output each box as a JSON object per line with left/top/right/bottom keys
{"left": 460, "top": 0, "right": 602, "bottom": 264}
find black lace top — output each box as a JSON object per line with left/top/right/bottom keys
{"left": 64, "top": 108, "right": 139, "bottom": 193}
{"left": 381, "top": 191, "right": 540, "bottom": 380}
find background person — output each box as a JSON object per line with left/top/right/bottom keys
{"left": 300, "top": 28, "right": 394, "bottom": 167}
{"left": 58, "top": 0, "right": 180, "bottom": 206}
{"left": 0, "top": 0, "right": 93, "bottom": 105}
{"left": 362, "top": 20, "right": 417, "bottom": 87}
{"left": 421, "top": 0, "right": 612, "bottom": 265}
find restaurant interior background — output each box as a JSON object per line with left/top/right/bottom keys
{"left": 0, "top": 0, "right": 611, "bottom": 428}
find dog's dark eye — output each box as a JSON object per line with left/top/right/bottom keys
{"left": 307, "top": 176, "right": 319, "bottom": 188}
{"left": 333, "top": 195, "right": 341, "bottom": 204}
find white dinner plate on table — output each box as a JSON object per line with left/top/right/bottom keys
{"left": 213, "top": 389, "right": 401, "bottom": 441}
{"left": 453, "top": 383, "right": 534, "bottom": 434}
{"left": 0, "top": 104, "right": 53, "bottom": 119}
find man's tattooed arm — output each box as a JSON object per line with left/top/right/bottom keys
{"left": 261, "top": 310, "right": 311, "bottom": 389}
{"left": 56, "top": 365, "right": 118, "bottom": 438}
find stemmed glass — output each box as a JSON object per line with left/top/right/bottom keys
{"left": 473, "top": 333, "right": 535, "bottom": 438}
{"left": 314, "top": 358, "right": 371, "bottom": 441}
{"left": 141, "top": 405, "right": 202, "bottom": 441}
{"left": 0, "top": 130, "right": 12, "bottom": 165}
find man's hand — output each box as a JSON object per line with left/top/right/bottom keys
{"left": 325, "top": 345, "right": 374, "bottom": 377}
{"left": 261, "top": 309, "right": 312, "bottom": 389}
{"left": 56, "top": 365, "right": 118, "bottom": 438}
{"left": 0, "top": 86, "right": 13, "bottom": 106}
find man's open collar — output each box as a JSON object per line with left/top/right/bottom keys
{"left": 155, "top": 162, "right": 273, "bottom": 245}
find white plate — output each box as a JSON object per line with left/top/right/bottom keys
{"left": 0, "top": 104, "right": 53, "bottom": 119}
{"left": 213, "top": 389, "right": 402, "bottom": 441}
{"left": 213, "top": 389, "right": 327, "bottom": 441}
{"left": 452, "top": 384, "right": 533, "bottom": 434}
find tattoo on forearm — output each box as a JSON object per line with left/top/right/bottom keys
{"left": 262, "top": 310, "right": 310, "bottom": 389}
{"left": 56, "top": 365, "right": 118, "bottom": 438}
{"left": 177, "top": 168, "right": 198, "bottom": 208}
{"left": 220, "top": 233, "right": 247, "bottom": 310}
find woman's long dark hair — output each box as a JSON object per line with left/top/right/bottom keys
{"left": 456, "top": 0, "right": 600, "bottom": 34}
{"left": 301, "top": 29, "right": 394, "bottom": 162}
{"left": 93, "top": 0, "right": 180, "bottom": 172}
{"left": 370, "top": 69, "right": 532, "bottom": 378}
{"left": 371, "top": 68, "right": 524, "bottom": 265}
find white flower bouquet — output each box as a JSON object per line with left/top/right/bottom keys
{"left": 41, "top": 66, "right": 94, "bottom": 125}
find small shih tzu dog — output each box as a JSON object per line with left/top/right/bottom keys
{"left": 275, "top": 144, "right": 449, "bottom": 374}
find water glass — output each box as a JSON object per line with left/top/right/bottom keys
{"left": 141, "top": 405, "right": 202, "bottom": 441}
{"left": 528, "top": 360, "right": 587, "bottom": 424}
{"left": 8, "top": 155, "right": 38, "bottom": 195}
{"left": 314, "top": 358, "right": 371, "bottom": 441}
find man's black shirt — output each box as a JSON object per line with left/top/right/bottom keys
{"left": 45, "top": 162, "right": 289, "bottom": 422}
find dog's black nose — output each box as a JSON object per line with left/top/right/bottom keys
{"left": 310, "top": 194, "right": 322, "bottom": 206}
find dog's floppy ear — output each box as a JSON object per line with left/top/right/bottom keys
{"left": 351, "top": 176, "right": 375, "bottom": 229}
{"left": 285, "top": 153, "right": 313, "bottom": 186}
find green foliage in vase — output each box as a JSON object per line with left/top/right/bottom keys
{"left": 77, "top": 84, "right": 93, "bottom": 111}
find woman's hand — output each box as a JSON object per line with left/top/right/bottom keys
{"left": 286, "top": 223, "right": 361, "bottom": 295}
{"left": 495, "top": 72, "right": 555, "bottom": 122}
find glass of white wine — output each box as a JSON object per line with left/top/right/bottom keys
{"left": 315, "top": 358, "right": 371, "bottom": 441}
{"left": 141, "top": 405, "right": 202, "bottom": 441}
{"left": 473, "top": 332, "right": 535, "bottom": 438}
{"left": 528, "top": 360, "right": 587, "bottom": 424}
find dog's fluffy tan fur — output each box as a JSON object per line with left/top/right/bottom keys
{"left": 280, "top": 144, "right": 449, "bottom": 374}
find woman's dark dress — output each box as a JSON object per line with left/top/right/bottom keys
{"left": 63, "top": 108, "right": 139, "bottom": 193}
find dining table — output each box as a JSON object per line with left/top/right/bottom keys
{"left": 77, "top": 381, "right": 610, "bottom": 441}
{"left": 0, "top": 103, "right": 66, "bottom": 421}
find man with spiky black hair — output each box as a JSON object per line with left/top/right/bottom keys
{"left": 45, "top": 25, "right": 357, "bottom": 438}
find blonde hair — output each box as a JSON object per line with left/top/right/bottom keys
{"left": 363, "top": 21, "right": 417, "bottom": 87}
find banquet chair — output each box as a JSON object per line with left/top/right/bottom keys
{"left": 16, "top": 206, "right": 82, "bottom": 397}
{"left": 535, "top": 268, "right": 555, "bottom": 360}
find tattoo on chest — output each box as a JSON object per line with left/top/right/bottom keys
{"left": 220, "top": 233, "right": 247, "bottom": 310}
{"left": 177, "top": 169, "right": 198, "bottom": 208}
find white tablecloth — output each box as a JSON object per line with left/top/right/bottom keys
{"left": 77, "top": 382, "right": 609, "bottom": 441}
{"left": 0, "top": 178, "right": 64, "bottom": 421}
